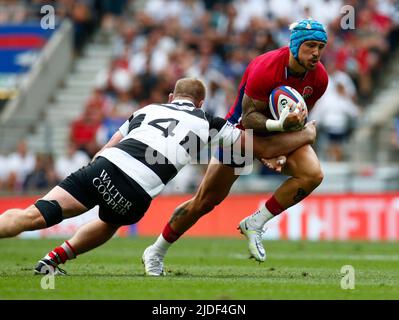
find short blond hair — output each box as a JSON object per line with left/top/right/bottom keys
{"left": 173, "top": 78, "right": 206, "bottom": 107}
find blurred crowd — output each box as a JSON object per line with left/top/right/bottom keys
{"left": 0, "top": 139, "right": 89, "bottom": 192}
{"left": 69, "top": 0, "right": 399, "bottom": 162}
{"left": 0, "top": 0, "right": 399, "bottom": 192}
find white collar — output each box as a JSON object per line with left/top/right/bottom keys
{"left": 171, "top": 99, "right": 195, "bottom": 106}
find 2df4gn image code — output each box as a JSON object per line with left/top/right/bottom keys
{"left": 196, "top": 304, "right": 245, "bottom": 316}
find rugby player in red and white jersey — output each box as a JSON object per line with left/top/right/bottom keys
{"left": 140, "top": 18, "right": 329, "bottom": 275}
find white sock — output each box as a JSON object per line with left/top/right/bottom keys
{"left": 247, "top": 205, "right": 275, "bottom": 230}
{"left": 151, "top": 234, "right": 172, "bottom": 256}
{"left": 61, "top": 241, "right": 76, "bottom": 259}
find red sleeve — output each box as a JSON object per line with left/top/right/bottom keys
{"left": 244, "top": 63, "right": 272, "bottom": 102}
{"left": 307, "top": 67, "right": 329, "bottom": 108}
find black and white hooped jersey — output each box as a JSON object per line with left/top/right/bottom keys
{"left": 99, "top": 100, "right": 241, "bottom": 198}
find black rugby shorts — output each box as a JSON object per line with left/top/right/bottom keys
{"left": 59, "top": 156, "right": 152, "bottom": 225}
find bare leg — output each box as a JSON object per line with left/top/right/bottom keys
{"left": 0, "top": 186, "right": 88, "bottom": 238}
{"left": 68, "top": 219, "right": 120, "bottom": 255}
{"left": 239, "top": 144, "right": 323, "bottom": 262}
{"left": 169, "top": 157, "right": 238, "bottom": 233}
{"left": 0, "top": 206, "right": 46, "bottom": 238}
{"left": 274, "top": 144, "right": 323, "bottom": 207}
{"left": 142, "top": 157, "right": 238, "bottom": 275}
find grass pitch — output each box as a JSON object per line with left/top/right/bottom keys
{"left": 1, "top": 237, "right": 399, "bottom": 300}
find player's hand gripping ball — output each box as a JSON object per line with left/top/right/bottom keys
{"left": 268, "top": 85, "right": 308, "bottom": 132}
{"left": 269, "top": 85, "right": 308, "bottom": 121}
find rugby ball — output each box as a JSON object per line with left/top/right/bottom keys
{"left": 269, "top": 86, "right": 307, "bottom": 120}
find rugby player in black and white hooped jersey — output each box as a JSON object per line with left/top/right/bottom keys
{"left": 0, "top": 78, "right": 316, "bottom": 275}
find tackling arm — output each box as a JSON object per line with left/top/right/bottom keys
{"left": 91, "top": 111, "right": 135, "bottom": 162}
{"left": 91, "top": 131, "right": 124, "bottom": 162}
{"left": 236, "top": 121, "right": 317, "bottom": 160}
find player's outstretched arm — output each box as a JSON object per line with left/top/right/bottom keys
{"left": 245, "top": 121, "right": 317, "bottom": 160}
{"left": 91, "top": 131, "right": 124, "bottom": 162}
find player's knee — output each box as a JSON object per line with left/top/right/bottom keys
{"left": 316, "top": 170, "right": 324, "bottom": 186}
{"left": 304, "top": 168, "right": 324, "bottom": 190}
{"left": 23, "top": 206, "right": 47, "bottom": 230}
{"left": 34, "top": 199, "right": 63, "bottom": 227}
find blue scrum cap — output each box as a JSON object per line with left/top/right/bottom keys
{"left": 289, "top": 18, "right": 328, "bottom": 59}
